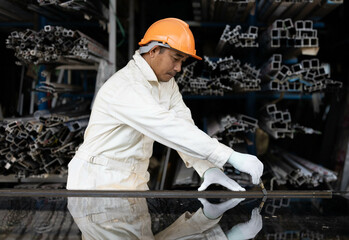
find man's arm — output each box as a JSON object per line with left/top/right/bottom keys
{"left": 168, "top": 81, "right": 221, "bottom": 177}
{"left": 168, "top": 80, "right": 263, "bottom": 188}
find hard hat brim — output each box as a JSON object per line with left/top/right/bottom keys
{"left": 191, "top": 54, "right": 202, "bottom": 60}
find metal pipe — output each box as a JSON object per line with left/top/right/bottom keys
{"left": 0, "top": 189, "right": 333, "bottom": 199}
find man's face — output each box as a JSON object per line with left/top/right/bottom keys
{"left": 150, "top": 47, "right": 189, "bottom": 82}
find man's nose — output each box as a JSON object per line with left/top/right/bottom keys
{"left": 174, "top": 62, "right": 182, "bottom": 72}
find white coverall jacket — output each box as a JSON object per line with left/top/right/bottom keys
{"left": 68, "top": 197, "right": 226, "bottom": 240}
{"left": 66, "top": 51, "right": 233, "bottom": 190}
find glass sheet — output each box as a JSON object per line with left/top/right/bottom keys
{"left": 0, "top": 192, "right": 348, "bottom": 239}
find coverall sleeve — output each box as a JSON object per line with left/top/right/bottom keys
{"left": 154, "top": 208, "right": 226, "bottom": 240}
{"left": 168, "top": 81, "right": 221, "bottom": 177}
{"left": 102, "top": 77, "right": 232, "bottom": 168}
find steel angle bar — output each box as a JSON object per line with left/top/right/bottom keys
{"left": 0, "top": 189, "right": 333, "bottom": 199}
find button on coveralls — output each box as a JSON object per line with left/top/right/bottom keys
{"left": 66, "top": 51, "right": 233, "bottom": 190}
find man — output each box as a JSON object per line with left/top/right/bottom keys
{"left": 66, "top": 18, "right": 263, "bottom": 191}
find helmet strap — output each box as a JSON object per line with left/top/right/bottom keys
{"left": 139, "top": 41, "right": 171, "bottom": 54}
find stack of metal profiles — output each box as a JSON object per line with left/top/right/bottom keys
{"left": 211, "top": 114, "right": 259, "bottom": 147}
{"left": 268, "top": 18, "right": 319, "bottom": 48}
{"left": 265, "top": 148, "right": 338, "bottom": 189}
{"left": 6, "top": 25, "right": 108, "bottom": 65}
{"left": 177, "top": 55, "right": 261, "bottom": 95}
{"left": 259, "top": 104, "right": 321, "bottom": 139}
{"left": 36, "top": 0, "right": 109, "bottom": 22}
{"left": 216, "top": 25, "right": 259, "bottom": 54}
{"left": 260, "top": 54, "right": 342, "bottom": 92}
{"left": 259, "top": 104, "right": 294, "bottom": 139}
{"left": 177, "top": 54, "right": 342, "bottom": 95}
{"left": 0, "top": 111, "right": 89, "bottom": 178}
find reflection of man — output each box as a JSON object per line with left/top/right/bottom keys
{"left": 68, "top": 197, "right": 262, "bottom": 240}
{"left": 68, "top": 197, "right": 154, "bottom": 240}
{"left": 66, "top": 17, "right": 263, "bottom": 191}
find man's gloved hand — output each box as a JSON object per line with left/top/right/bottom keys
{"left": 227, "top": 151, "right": 264, "bottom": 184}
{"left": 198, "top": 198, "right": 245, "bottom": 220}
{"left": 226, "top": 207, "right": 263, "bottom": 240}
{"left": 198, "top": 168, "right": 246, "bottom": 191}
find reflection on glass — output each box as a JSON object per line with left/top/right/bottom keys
{"left": 67, "top": 197, "right": 262, "bottom": 240}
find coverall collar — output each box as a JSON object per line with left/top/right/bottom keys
{"left": 133, "top": 50, "right": 160, "bottom": 83}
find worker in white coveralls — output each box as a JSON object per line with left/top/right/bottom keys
{"left": 66, "top": 17, "right": 263, "bottom": 191}
{"left": 68, "top": 197, "right": 262, "bottom": 239}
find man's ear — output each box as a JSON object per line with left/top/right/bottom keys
{"left": 149, "top": 46, "right": 160, "bottom": 58}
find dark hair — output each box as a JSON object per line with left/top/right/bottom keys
{"left": 158, "top": 46, "right": 166, "bottom": 54}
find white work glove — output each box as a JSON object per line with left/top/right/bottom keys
{"left": 198, "top": 198, "right": 245, "bottom": 220}
{"left": 228, "top": 151, "right": 264, "bottom": 184}
{"left": 226, "top": 208, "right": 263, "bottom": 240}
{"left": 198, "top": 168, "right": 246, "bottom": 191}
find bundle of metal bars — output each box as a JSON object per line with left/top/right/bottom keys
{"left": 36, "top": 0, "right": 108, "bottom": 22}
{"left": 211, "top": 114, "right": 259, "bottom": 148}
{"left": 259, "top": 104, "right": 321, "bottom": 139}
{"left": 35, "top": 81, "right": 83, "bottom": 94}
{"left": 259, "top": 104, "right": 293, "bottom": 139}
{"left": 217, "top": 25, "right": 259, "bottom": 54}
{"left": 177, "top": 56, "right": 261, "bottom": 95}
{"left": 258, "top": 0, "right": 343, "bottom": 23}
{"left": 6, "top": 25, "right": 108, "bottom": 65}
{"left": 0, "top": 112, "right": 89, "bottom": 178}
{"left": 260, "top": 54, "right": 342, "bottom": 92}
{"left": 266, "top": 149, "right": 337, "bottom": 189}
{"left": 267, "top": 18, "right": 319, "bottom": 48}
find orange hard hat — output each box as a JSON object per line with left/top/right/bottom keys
{"left": 139, "top": 18, "right": 202, "bottom": 60}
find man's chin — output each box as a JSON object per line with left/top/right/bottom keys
{"left": 159, "top": 75, "right": 173, "bottom": 82}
